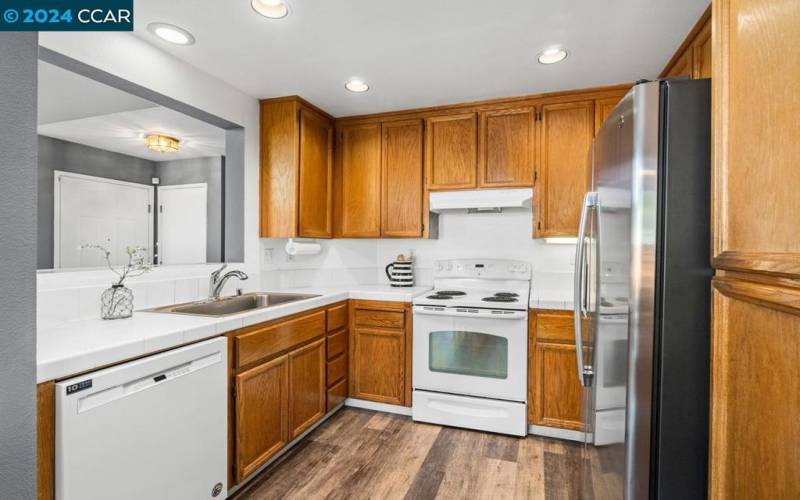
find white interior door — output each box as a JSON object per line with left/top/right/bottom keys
{"left": 54, "top": 171, "right": 153, "bottom": 268}
{"left": 158, "top": 183, "right": 207, "bottom": 265}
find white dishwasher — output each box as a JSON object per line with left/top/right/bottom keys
{"left": 55, "top": 337, "right": 228, "bottom": 500}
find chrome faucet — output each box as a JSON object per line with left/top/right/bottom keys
{"left": 209, "top": 264, "right": 249, "bottom": 300}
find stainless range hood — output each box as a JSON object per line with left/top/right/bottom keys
{"left": 429, "top": 188, "right": 533, "bottom": 213}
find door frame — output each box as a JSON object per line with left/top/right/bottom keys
{"left": 53, "top": 170, "right": 154, "bottom": 268}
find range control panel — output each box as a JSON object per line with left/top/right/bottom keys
{"left": 432, "top": 259, "right": 530, "bottom": 280}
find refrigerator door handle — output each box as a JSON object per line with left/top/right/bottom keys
{"left": 573, "top": 191, "right": 597, "bottom": 387}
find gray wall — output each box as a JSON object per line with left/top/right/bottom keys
{"left": 37, "top": 136, "right": 156, "bottom": 268}
{"left": 156, "top": 156, "right": 224, "bottom": 262}
{"left": 225, "top": 128, "right": 244, "bottom": 262}
{"left": 0, "top": 32, "right": 38, "bottom": 500}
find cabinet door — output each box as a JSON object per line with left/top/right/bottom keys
{"left": 530, "top": 342, "right": 584, "bottom": 430}
{"left": 691, "top": 19, "right": 712, "bottom": 79}
{"left": 479, "top": 108, "right": 536, "bottom": 187}
{"left": 535, "top": 101, "right": 595, "bottom": 237}
{"left": 350, "top": 328, "right": 405, "bottom": 405}
{"left": 288, "top": 338, "right": 326, "bottom": 438}
{"left": 594, "top": 96, "right": 622, "bottom": 132}
{"left": 381, "top": 119, "right": 424, "bottom": 237}
{"left": 298, "top": 109, "right": 333, "bottom": 238}
{"left": 665, "top": 47, "right": 693, "bottom": 78}
{"left": 235, "top": 355, "right": 289, "bottom": 482}
{"left": 339, "top": 123, "right": 382, "bottom": 237}
{"left": 424, "top": 113, "right": 478, "bottom": 190}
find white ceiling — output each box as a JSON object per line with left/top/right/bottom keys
{"left": 38, "top": 106, "right": 226, "bottom": 161}
{"left": 132, "top": 0, "right": 709, "bottom": 117}
{"left": 37, "top": 60, "right": 226, "bottom": 161}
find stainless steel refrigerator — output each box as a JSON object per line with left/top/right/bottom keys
{"left": 573, "top": 79, "right": 712, "bottom": 499}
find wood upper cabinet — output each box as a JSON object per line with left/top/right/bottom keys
{"left": 235, "top": 354, "right": 289, "bottom": 482}
{"left": 381, "top": 119, "right": 424, "bottom": 237}
{"left": 478, "top": 107, "right": 536, "bottom": 188}
{"left": 338, "top": 122, "right": 382, "bottom": 237}
{"left": 528, "top": 309, "right": 583, "bottom": 431}
{"left": 534, "top": 100, "right": 595, "bottom": 237}
{"left": 349, "top": 301, "right": 410, "bottom": 406}
{"left": 287, "top": 338, "right": 326, "bottom": 438}
{"left": 660, "top": 5, "right": 711, "bottom": 80}
{"left": 665, "top": 48, "right": 693, "bottom": 78}
{"left": 691, "top": 19, "right": 712, "bottom": 79}
{"left": 594, "top": 96, "right": 623, "bottom": 132}
{"left": 424, "top": 113, "right": 478, "bottom": 190}
{"left": 260, "top": 97, "right": 333, "bottom": 238}
{"left": 298, "top": 109, "right": 333, "bottom": 238}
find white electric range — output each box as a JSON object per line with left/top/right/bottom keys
{"left": 412, "top": 259, "right": 530, "bottom": 436}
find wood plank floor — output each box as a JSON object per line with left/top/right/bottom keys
{"left": 232, "top": 408, "right": 620, "bottom": 500}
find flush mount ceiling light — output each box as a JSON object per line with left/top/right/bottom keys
{"left": 537, "top": 47, "right": 568, "bottom": 65}
{"left": 251, "top": 0, "right": 290, "bottom": 19}
{"left": 145, "top": 134, "right": 181, "bottom": 153}
{"left": 147, "top": 22, "right": 196, "bottom": 45}
{"left": 345, "top": 79, "right": 369, "bottom": 93}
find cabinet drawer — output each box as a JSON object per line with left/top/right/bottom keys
{"left": 535, "top": 312, "right": 575, "bottom": 343}
{"left": 327, "top": 354, "right": 346, "bottom": 387}
{"left": 327, "top": 303, "right": 347, "bottom": 332}
{"left": 354, "top": 308, "right": 405, "bottom": 329}
{"left": 326, "top": 329, "right": 347, "bottom": 360}
{"left": 327, "top": 378, "right": 347, "bottom": 411}
{"left": 235, "top": 311, "right": 326, "bottom": 368}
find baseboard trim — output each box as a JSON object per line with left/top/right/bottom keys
{"left": 228, "top": 401, "right": 346, "bottom": 497}
{"left": 528, "top": 424, "right": 586, "bottom": 442}
{"left": 344, "top": 398, "right": 412, "bottom": 416}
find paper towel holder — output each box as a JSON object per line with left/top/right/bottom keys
{"left": 284, "top": 238, "right": 322, "bottom": 260}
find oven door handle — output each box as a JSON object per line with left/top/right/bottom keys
{"left": 573, "top": 192, "right": 597, "bottom": 387}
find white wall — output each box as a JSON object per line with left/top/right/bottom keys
{"left": 36, "top": 32, "right": 260, "bottom": 323}
{"left": 260, "top": 210, "right": 575, "bottom": 291}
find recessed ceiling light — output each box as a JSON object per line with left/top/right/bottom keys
{"left": 537, "top": 48, "right": 568, "bottom": 65}
{"left": 251, "top": 0, "right": 289, "bottom": 19}
{"left": 147, "top": 22, "right": 195, "bottom": 45}
{"left": 345, "top": 79, "right": 369, "bottom": 93}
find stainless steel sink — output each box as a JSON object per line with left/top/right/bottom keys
{"left": 148, "top": 292, "right": 320, "bottom": 317}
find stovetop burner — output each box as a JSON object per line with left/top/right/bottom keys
{"left": 494, "top": 292, "right": 519, "bottom": 298}
{"left": 482, "top": 296, "right": 519, "bottom": 303}
{"left": 426, "top": 294, "right": 454, "bottom": 300}
{"left": 433, "top": 290, "right": 467, "bottom": 296}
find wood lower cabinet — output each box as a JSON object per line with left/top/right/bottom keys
{"left": 230, "top": 304, "right": 344, "bottom": 484}
{"left": 349, "top": 300, "right": 411, "bottom": 406}
{"left": 534, "top": 100, "right": 595, "bottom": 237}
{"left": 337, "top": 122, "right": 382, "bottom": 237}
{"left": 326, "top": 303, "right": 349, "bottom": 412}
{"left": 287, "top": 338, "right": 326, "bottom": 438}
{"left": 424, "top": 113, "right": 478, "bottom": 190}
{"left": 37, "top": 382, "right": 55, "bottom": 500}
{"left": 259, "top": 96, "right": 334, "bottom": 238}
{"left": 234, "top": 355, "right": 290, "bottom": 482}
{"left": 479, "top": 107, "right": 536, "bottom": 188}
{"left": 528, "top": 309, "right": 584, "bottom": 431}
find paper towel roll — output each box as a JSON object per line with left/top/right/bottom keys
{"left": 285, "top": 238, "right": 321, "bottom": 256}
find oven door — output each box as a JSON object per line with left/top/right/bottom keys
{"left": 412, "top": 306, "right": 527, "bottom": 402}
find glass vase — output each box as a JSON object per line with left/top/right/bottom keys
{"left": 101, "top": 284, "right": 134, "bottom": 320}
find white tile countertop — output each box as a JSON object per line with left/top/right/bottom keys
{"left": 37, "top": 285, "right": 431, "bottom": 383}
